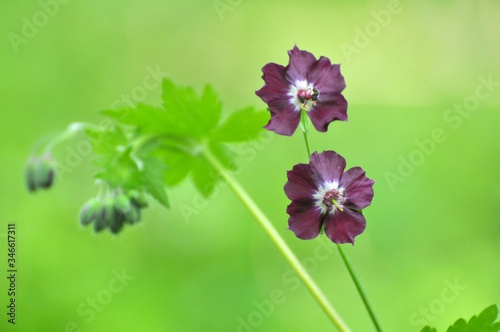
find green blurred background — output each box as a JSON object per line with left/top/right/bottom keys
{"left": 1, "top": 0, "right": 499, "bottom": 331}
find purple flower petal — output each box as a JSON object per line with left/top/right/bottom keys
{"left": 309, "top": 151, "right": 346, "bottom": 184}
{"left": 287, "top": 198, "right": 324, "bottom": 240}
{"left": 324, "top": 208, "right": 366, "bottom": 244}
{"left": 307, "top": 57, "right": 346, "bottom": 93}
{"left": 340, "top": 167, "right": 375, "bottom": 210}
{"left": 308, "top": 92, "right": 348, "bottom": 132}
{"left": 284, "top": 45, "right": 317, "bottom": 82}
{"left": 255, "top": 63, "right": 290, "bottom": 104}
{"left": 284, "top": 164, "right": 322, "bottom": 201}
{"left": 263, "top": 100, "right": 301, "bottom": 136}
{"left": 256, "top": 63, "right": 301, "bottom": 136}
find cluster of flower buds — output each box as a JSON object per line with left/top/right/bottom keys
{"left": 25, "top": 154, "right": 56, "bottom": 192}
{"left": 79, "top": 190, "right": 148, "bottom": 234}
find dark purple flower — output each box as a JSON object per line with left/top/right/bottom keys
{"left": 284, "top": 151, "right": 374, "bottom": 244}
{"left": 256, "top": 45, "right": 348, "bottom": 136}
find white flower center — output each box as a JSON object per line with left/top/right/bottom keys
{"left": 313, "top": 182, "right": 345, "bottom": 215}
{"left": 288, "top": 80, "right": 319, "bottom": 112}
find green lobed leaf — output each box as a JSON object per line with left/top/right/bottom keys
{"left": 191, "top": 156, "right": 221, "bottom": 198}
{"left": 100, "top": 104, "right": 189, "bottom": 137}
{"left": 154, "top": 149, "right": 195, "bottom": 187}
{"left": 421, "top": 327, "right": 438, "bottom": 332}
{"left": 85, "top": 125, "right": 140, "bottom": 188}
{"left": 423, "top": 305, "right": 499, "bottom": 332}
{"left": 99, "top": 79, "right": 267, "bottom": 199}
{"left": 85, "top": 124, "right": 170, "bottom": 205}
{"left": 198, "top": 84, "right": 222, "bottom": 132}
{"left": 141, "top": 156, "right": 169, "bottom": 208}
{"left": 93, "top": 148, "right": 145, "bottom": 189}
{"left": 476, "top": 305, "right": 499, "bottom": 328}
{"left": 446, "top": 319, "right": 466, "bottom": 332}
{"left": 213, "top": 106, "right": 269, "bottom": 142}
{"left": 161, "top": 78, "right": 206, "bottom": 138}
{"left": 85, "top": 126, "right": 128, "bottom": 156}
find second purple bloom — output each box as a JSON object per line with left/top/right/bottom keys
{"left": 284, "top": 151, "right": 374, "bottom": 245}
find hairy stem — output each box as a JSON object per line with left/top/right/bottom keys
{"left": 202, "top": 148, "right": 352, "bottom": 332}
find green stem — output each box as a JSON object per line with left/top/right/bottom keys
{"left": 336, "top": 244, "right": 382, "bottom": 332}
{"left": 202, "top": 148, "right": 352, "bottom": 332}
{"left": 31, "top": 133, "right": 57, "bottom": 155}
{"left": 300, "top": 125, "right": 383, "bottom": 332}
{"left": 43, "top": 122, "right": 97, "bottom": 154}
{"left": 303, "top": 131, "right": 312, "bottom": 159}
{"left": 300, "top": 110, "right": 312, "bottom": 158}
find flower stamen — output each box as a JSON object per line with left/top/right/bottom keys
{"left": 297, "top": 88, "right": 320, "bottom": 112}
{"left": 331, "top": 198, "right": 344, "bottom": 212}
{"left": 321, "top": 188, "right": 345, "bottom": 213}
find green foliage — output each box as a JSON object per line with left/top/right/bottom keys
{"left": 141, "top": 156, "right": 169, "bottom": 207}
{"left": 213, "top": 106, "right": 270, "bottom": 142}
{"left": 100, "top": 78, "right": 269, "bottom": 199}
{"left": 25, "top": 77, "right": 268, "bottom": 233}
{"left": 421, "top": 305, "right": 500, "bottom": 332}
{"left": 84, "top": 125, "right": 169, "bottom": 207}
{"left": 421, "top": 327, "right": 437, "bottom": 332}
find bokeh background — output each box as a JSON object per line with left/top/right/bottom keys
{"left": 1, "top": 0, "right": 499, "bottom": 331}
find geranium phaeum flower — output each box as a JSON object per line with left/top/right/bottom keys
{"left": 256, "top": 45, "right": 348, "bottom": 136}
{"left": 284, "top": 151, "right": 374, "bottom": 244}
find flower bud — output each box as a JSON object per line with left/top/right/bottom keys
{"left": 93, "top": 197, "right": 116, "bottom": 233}
{"left": 115, "top": 194, "right": 132, "bottom": 213}
{"left": 24, "top": 157, "right": 38, "bottom": 192}
{"left": 128, "top": 190, "right": 148, "bottom": 208}
{"left": 114, "top": 193, "right": 142, "bottom": 231}
{"left": 93, "top": 210, "right": 107, "bottom": 233}
{"left": 34, "top": 154, "right": 55, "bottom": 189}
{"left": 110, "top": 213, "right": 124, "bottom": 234}
{"left": 101, "top": 197, "right": 116, "bottom": 228}
{"left": 124, "top": 205, "right": 141, "bottom": 225}
{"left": 79, "top": 198, "right": 101, "bottom": 226}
